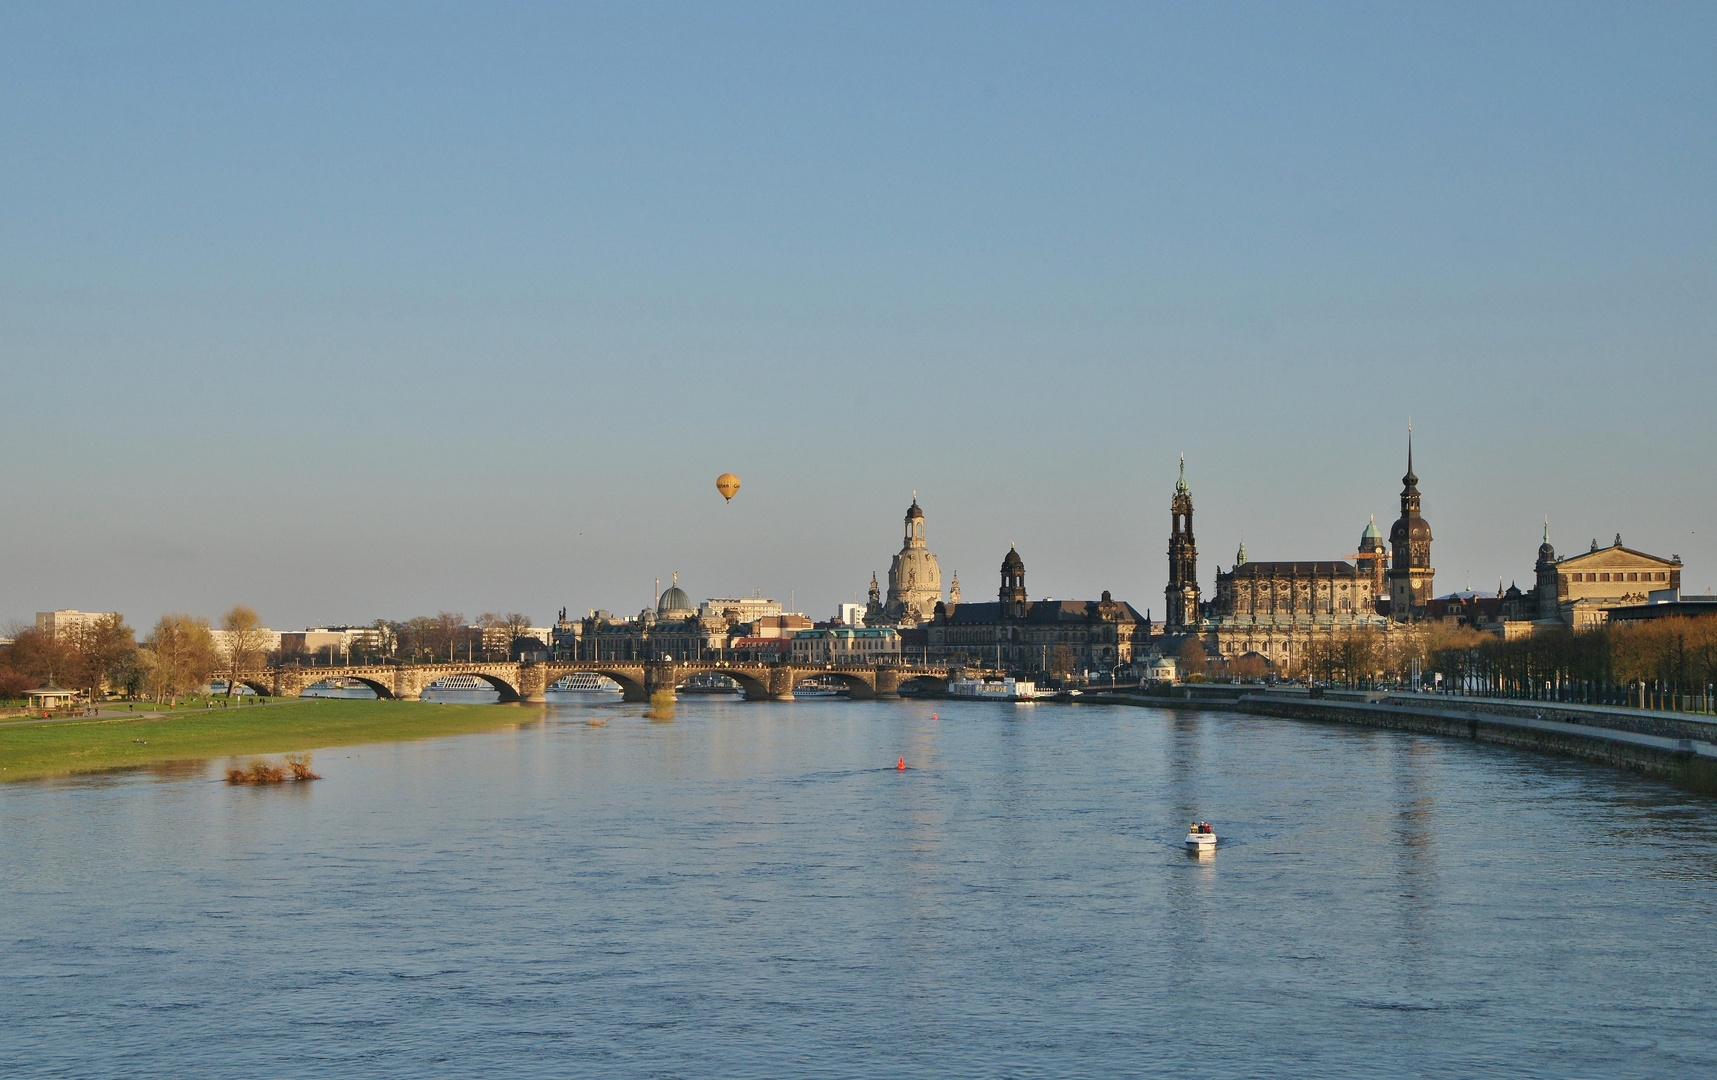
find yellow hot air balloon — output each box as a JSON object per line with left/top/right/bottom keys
{"left": 716, "top": 473, "right": 741, "bottom": 502}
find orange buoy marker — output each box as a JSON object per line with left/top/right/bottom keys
{"left": 897, "top": 757, "right": 906, "bottom": 770}
{"left": 932, "top": 712, "right": 938, "bottom": 720}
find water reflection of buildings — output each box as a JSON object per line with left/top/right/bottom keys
{"left": 1389, "top": 739, "right": 1439, "bottom": 970}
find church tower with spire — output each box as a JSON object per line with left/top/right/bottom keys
{"left": 1164, "top": 455, "right": 1202, "bottom": 630}
{"left": 1386, "top": 430, "right": 1435, "bottom": 619}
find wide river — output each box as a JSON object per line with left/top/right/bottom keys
{"left": 3, "top": 697, "right": 1715, "bottom": 1078}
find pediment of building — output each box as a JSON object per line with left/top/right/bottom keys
{"left": 1559, "top": 546, "right": 1678, "bottom": 570}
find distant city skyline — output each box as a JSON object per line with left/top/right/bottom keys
{"left": 3, "top": 4, "right": 1714, "bottom": 630}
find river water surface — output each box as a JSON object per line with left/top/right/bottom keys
{"left": 3, "top": 698, "right": 1715, "bottom": 1078}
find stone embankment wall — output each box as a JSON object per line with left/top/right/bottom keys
{"left": 1104, "top": 687, "right": 1717, "bottom": 793}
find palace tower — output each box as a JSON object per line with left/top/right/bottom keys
{"left": 1386, "top": 433, "right": 1435, "bottom": 619}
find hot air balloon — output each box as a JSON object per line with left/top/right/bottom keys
{"left": 716, "top": 473, "right": 741, "bottom": 502}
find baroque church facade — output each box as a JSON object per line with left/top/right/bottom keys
{"left": 1172, "top": 442, "right": 1429, "bottom": 673}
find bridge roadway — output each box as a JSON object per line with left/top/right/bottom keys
{"left": 231, "top": 659, "right": 970, "bottom": 704}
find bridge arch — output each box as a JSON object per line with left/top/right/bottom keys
{"left": 583, "top": 668, "right": 648, "bottom": 702}
{"left": 794, "top": 671, "right": 877, "bottom": 700}
{"left": 712, "top": 669, "right": 772, "bottom": 701}
{"left": 424, "top": 672, "right": 521, "bottom": 703}
{"left": 898, "top": 674, "right": 949, "bottom": 697}
{"left": 303, "top": 675, "right": 395, "bottom": 700}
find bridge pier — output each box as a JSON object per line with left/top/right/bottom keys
{"left": 518, "top": 663, "right": 548, "bottom": 705}
{"left": 874, "top": 667, "right": 902, "bottom": 700}
{"left": 768, "top": 668, "right": 797, "bottom": 702}
{"left": 645, "top": 662, "right": 679, "bottom": 703}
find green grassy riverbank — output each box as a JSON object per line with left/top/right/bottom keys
{"left": 0, "top": 699, "right": 543, "bottom": 783}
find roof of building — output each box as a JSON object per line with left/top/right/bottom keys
{"left": 657, "top": 585, "right": 693, "bottom": 615}
{"left": 1556, "top": 541, "right": 1681, "bottom": 567}
{"left": 1001, "top": 546, "right": 1024, "bottom": 572}
{"left": 1606, "top": 597, "right": 1717, "bottom": 622}
{"left": 793, "top": 626, "right": 900, "bottom": 639}
{"left": 1223, "top": 560, "right": 1361, "bottom": 579}
{"left": 905, "top": 499, "right": 923, "bottom": 520}
{"left": 1361, "top": 515, "right": 1382, "bottom": 541}
{"left": 940, "top": 598, "right": 1147, "bottom": 625}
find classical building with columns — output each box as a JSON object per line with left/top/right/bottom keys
{"left": 1499, "top": 526, "right": 1686, "bottom": 633}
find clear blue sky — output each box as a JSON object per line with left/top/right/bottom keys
{"left": 4, "top": 3, "right": 1714, "bottom": 631}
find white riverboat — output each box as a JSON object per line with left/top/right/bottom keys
{"left": 947, "top": 677, "right": 1041, "bottom": 702}
{"left": 550, "top": 672, "right": 623, "bottom": 693}
{"left": 1185, "top": 822, "right": 1217, "bottom": 852}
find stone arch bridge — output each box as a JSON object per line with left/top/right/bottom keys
{"left": 232, "top": 660, "right": 970, "bottom": 704}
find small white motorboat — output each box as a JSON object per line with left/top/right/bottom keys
{"left": 1185, "top": 822, "right": 1217, "bottom": 852}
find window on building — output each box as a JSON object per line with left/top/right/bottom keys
{"left": 1627, "top": 573, "right": 1638, "bottom": 582}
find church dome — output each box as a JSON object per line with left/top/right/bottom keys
{"left": 1001, "top": 546, "right": 1024, "bottom": 573}
{"left": 657, "top": 585, "right": 693, "bottom": 616}
{"left": 1390, "top": 516, "right": 1432, "bottom": 543}
{"left": 905, "top": 500, "right": 924, "bottom": 521}
{"left": 1362, "top": 515, "right": 1382, "bottom": 542}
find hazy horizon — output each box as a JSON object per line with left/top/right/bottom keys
{"left": 5, "top": 3, "right": 1715, "bottom": 633}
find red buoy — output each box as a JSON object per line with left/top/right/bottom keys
{"left": 897, "top": 757, "right": 906, "bottom": 770}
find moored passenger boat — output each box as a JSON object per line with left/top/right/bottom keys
{"left": 947, "top": 677, "right": 1041, "bottom": 702}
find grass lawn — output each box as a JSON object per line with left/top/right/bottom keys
{"left": 0, "top": 698, "right": 543, "bottom": 783}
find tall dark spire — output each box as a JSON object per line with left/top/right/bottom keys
{"left": 1165, "top": 455, "right": 1201, "bottom": 630}
{"left": 1387, "top": 425, "right": 1433, "bottom": 619}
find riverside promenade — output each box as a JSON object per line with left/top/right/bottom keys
{"left": 1078, "top": 684, "right": 1717, "bottom": 791}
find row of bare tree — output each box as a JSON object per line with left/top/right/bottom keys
{"left": 1, "top": 607, "right": 541, "bottom": 705}
{"left": 333, "top": 613, "right": 535, "bottom": 664}
{"left": 1426, "top": 617, "right": 1717, "bottom": 704}
{"left": 1169, "top": 617, "right": 1717, "bottom": 705}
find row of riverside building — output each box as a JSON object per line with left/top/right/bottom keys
{"left": 549, "top": 434, "right": 1704, "bottom": 679}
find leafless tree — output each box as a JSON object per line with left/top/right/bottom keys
{"left": 145, "top": 614, "right": 218, "bottom": 705}
{"left": 220, "top": 606, "right": 273, "bottom": 698}
{"left": 1176, "top": 637, "right": 1208, "bottom": 681}
{"left": 502, "top": 613, "right": 534, "bottom": 657}
{"left": 431, "top": 612, "right": 466, "bottom": 663}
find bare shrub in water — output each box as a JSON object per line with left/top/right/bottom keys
{"left": 645, "top": 690, "right": 676, "bottom": 720}
{"left": 226, "top": 755, "right": 319, "bottom": 784}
